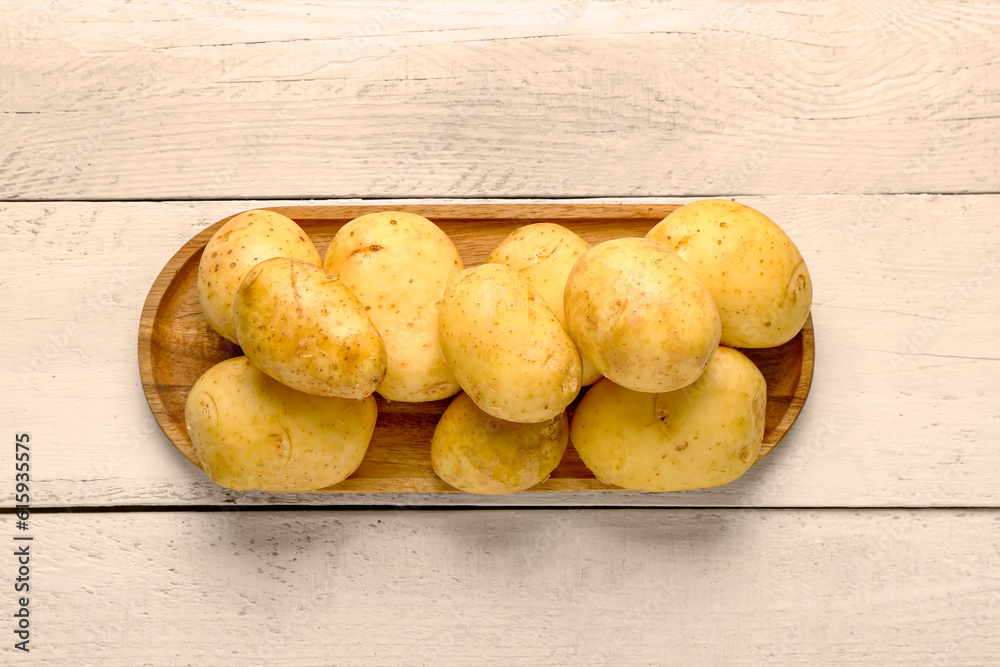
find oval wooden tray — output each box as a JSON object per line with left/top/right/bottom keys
{"left": 139, "top": 204, "right": 814, "bottom": 493}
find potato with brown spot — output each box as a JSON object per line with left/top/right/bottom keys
{"left": 570, "top": 347, "right": 766, "bottom": 492}
{"left": 431, "top": 392, "right": 568, "bottom": 494}
{"left": 233, "top": 257, "right": 387, "bottom": 399}
{"left": 197, "top": 209, "right": 320, "bottom": 343}
{"left": 488, "top": 223, "right": 602, "bottom": 385}
{"left": 439, "top": 263, "right": 582, "bottom": 423}
{"left": 324, "top": 211, "right": 462, "bottom": 402}
{"left": 647, "top": 199, "right": 812, "bottom": 347}
{"left": 184, "top": 356, "right": 377, "bottom": 491}
{"left": 563, "top": 237, "right": 721, "bottom": 393}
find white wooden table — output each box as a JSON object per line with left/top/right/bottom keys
{"left": 3, "top": 1, "right": 999, "bottom": 663}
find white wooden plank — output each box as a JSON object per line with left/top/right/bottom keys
{"left": 1, "top": 195, "right": 997, "bottom": 507}
{"left": 13, "top": 509, "right": 1000, "bottom": 664}
{"left": 2, "top": 0, "right": 998, "bottom": 199}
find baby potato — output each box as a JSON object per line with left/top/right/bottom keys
{"left": 439, "top": 263, "right": 582, "bottom": 424}
{"left": 185, "top": 356, "right": 377, "bottom": 492}
{"left": 198, "top": 209, "right": 320, "bottom": 343}
{"left": 563, "top": 237, "right": 721, "bottom": 393}
{"left": 570, "top": 347, "right": 766, "bottom": 492}
{"left": 431, "top": 392, "right": 568, "bottom": 494}
{"left": 488, "top": 223, "right": 603, "bottom": 386}
{"left": 647, "top": 199, "right": 812, "bottom": 348}
{"left": 233, "top": 257, "right": 387, "bottom": 399}
{"left": 324, "top": 211, "right": 462, "bottom": 403}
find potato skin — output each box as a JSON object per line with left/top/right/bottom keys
{"left": 647, "top": 199, "right": 812, "bottom": 348}
{"left": 324, "top": 211, "right": 462, "bottom": 402}
{"left": 563, "top": 237, "right": 721, "bottom": 393}
{"left": 488, "top": 223, "right": 602, "bottom": 386}
{"left": 185, "top": 356, "right": 377, "bottom": 492}
{"left": 431, "top": 392, "right": 568, "bottom": 494}
{"left": 438, "top": 263, "right": 582, "bottom": 424}
{"left": 570, "top": 347, "right": 766, "bottom": 492}
{"left": 233, "top": 257, "right": 387, "bottom": 399}
{"left": 197, "top": 209, "right": 320, "bottom": 343}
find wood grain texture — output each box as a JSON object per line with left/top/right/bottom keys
{"left": 2, "top": 0, "right": 999, "bottom": 199}
{"left": 1, "top": 195, "right": 997, "bottom": 507}
{"left": 139, "top": 203, "right": 812, "bottom": 493}
{"left": 22, "top": 509, "right": 1000, "bottom": 665}
{"left": 2, "top": 4, "right": 995, "bottom": 660}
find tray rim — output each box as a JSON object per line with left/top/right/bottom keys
{"left": 139, "top": 203, "right": 814, "bottom": 494}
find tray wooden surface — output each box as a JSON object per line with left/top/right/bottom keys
{"left": 138, "top": 204, "right": 814, "bottom": 493}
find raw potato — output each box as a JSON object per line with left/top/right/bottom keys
{"left": 570, "top": 347, "right": 766, "bottom": 492}
{"left": 431, "top": 392, "right": 568, "bottom": 494}
{"left": 185, "top": 356, "right": 377, "bottom": 492}
{"left": 197, "top": 209, "right": 321, "bottom": 343}
{"left": 647, "top": 199, "right": 812, "bottom": 348}
{"left": 563, "top": 237, "right": 721, "bottom": 393}
{"left": 438, "top": 263, "right": 582, "bottom": 423}
{"left": 324, "top": 211, "right": 462, "bottom": 402}
{"left": 233, "top": 257, "right": 387, "bottom": 399}
{"left": 488, "top": 223, "right": 603, "bottom": 385}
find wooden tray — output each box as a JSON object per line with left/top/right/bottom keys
{"left": 139, "top": 204, "right": 814, "bottom": 493}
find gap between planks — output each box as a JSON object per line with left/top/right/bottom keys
{"left": 2, "top": 192, "right": 999, "bottom": 203}
{"left": 4, "top": 506, "right": 1000, "bottom": 514}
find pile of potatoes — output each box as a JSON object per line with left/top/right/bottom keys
{"left": 184, "top": 201, "right": 812, "bottom": 494}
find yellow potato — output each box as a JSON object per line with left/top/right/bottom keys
{"left": 439, "top": 263, "right": 582, "bottom": 423}
{"left": 324, "top": 211, "right": 462, "bottom": 402}
{"left": 563, "top": 237, "right": 721, "bottom": 393}
{"left": 431, "top": 392, "right": 568, "bottom": 494}
{"left": 185, "top": 356, "right": 377, "bottom": 492}
{"left": 647, "top": 199, "right": 812, "bottom": 348}
{"left": 488, "top": 223, "right": 603, "bottom": 386}
{"left": 570, "top": 347, "right": 766, "bottom": 492}
{"left": 233, "top": 257, "right": 387, "bottom": 399}
{"left": 197, "top": 209, "right": 320, "bottom": 343}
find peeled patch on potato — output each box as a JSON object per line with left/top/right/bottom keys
{"left": 197, "top": 209, "right": 320, "bottom": 343}
{"left": 439, "top": 263, "right": 582, "bottom": 424}
{"left": 324, "top": 211, "right": 462, "bottom": 403}
{"left": 570, "top": 347, "right": 766, "bottom": 492}
{"left": 185, "top": 356, "right": 377, "bottom": 492}
{"left": 432, "top": 392, "right": 568, "bottom": 494}
{"left": 647, "top": 199, "right": 812, "bottom": 348}
{"left": 563, "top": 237, "right": 721, "bottom": 393}
{"left": 488, "top": 223, "right": 603, "bottom": 386}
{"left": 233, "top": 257, "right": 387, "bottom": 399}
